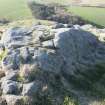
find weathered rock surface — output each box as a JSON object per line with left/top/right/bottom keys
{"left": 2, "top": 95, "right": 24, "bottom": 105}
{"left": 0, "top": 24, "right": 105, "bottom": 105}
{"left": 1, "top": 27, "right": 32, "bottom": 49}
{"left": 22, "top": 81, "right": 41, "bottom": 96}
{"left": 0, "top": 97, "right": 7, "bottom": 105}
{"left": 1, "top": 80, "right": 20, "bottom": 95}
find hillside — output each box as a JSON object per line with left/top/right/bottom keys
{"left": 0, "top": 0, "right": 105, "bottom": 27}
{"left": 0, "top": 0, "right": 105, "bottom": 20}
{"left": 0, "top": 22, "right": 105, "bottom": 105}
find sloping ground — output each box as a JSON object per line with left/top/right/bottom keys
{"left": 0, "top": 23, "right": 105, "bottom": 105}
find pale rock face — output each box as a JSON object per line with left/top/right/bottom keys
{"left": 0, "top": 97, "right": 7, "bottom": 105}
{"left": 22, "top": 81, "right": 41, "bottom": 96}
{"left": 80, "top": 24, "right": 93, "bottom": 30}
{"left": 1, "top": 80, "right": 20, "bottom": 95}
{"left": 2, "top": 95, "right": 24, "bottom": 105}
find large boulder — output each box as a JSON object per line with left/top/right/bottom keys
{"left": 53, "top": 28, "right": 105, "bottom": 87}
{"left": 1, "top": 26, "right": 105, "bottom": 84}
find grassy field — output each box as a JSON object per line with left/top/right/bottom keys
{"left": 67, "top": 6, "right": 105, "bottom": 27}
{"left": 0, "top": 0, "right": 32, "bottom": 20}
{"left": 0, "top": 0, "right": 72, "bottom": 20}
{"left": 0, "top": 0, "right": 105, "bottom": 27}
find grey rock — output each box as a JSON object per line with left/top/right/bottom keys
{"left": 33, "top": 49, "right": 64, "bottom": 73}
{"left": 20, "top": 47, "right": 32, "bottom": 64}
{"left": 1, "top": 80, "right": 19, "bottom": 95}
{"left": 0, "top": 25, "right": 105, "bottom": 105}
{"left": 1, "top": 27, "right": 31, "bottom": 49}
{"left": 31, "top": 25, "right": 49, "bottom": 31}
{"left": 22, "top": 81, "right": 41, "bottom": 96}
{"left": 54, "top": 28, "right": 105, "bottom": 79}
{"left": 0, "top": 97, "right": 7, "bottom": 105}
{"left": 53, "top": 23, "right": 65, "bottom": 29}
{"left": 2, "top": 50, "right": 20, "bottom": 70}
{"left": 42, "top": 40, "right": 54, "bottom": 48}
{"left": 1, "top": 71, "right": 18, "bottom": 81}
{"left": 0, "top": 43, "right": 5, "bottom": 51}
{"left": 80, "top": 24, "right": 93, "bottom": 30}
{"left": 2, "top": 95, "right": 24, "bottom": 105}
{"left": 72, "top": 25, "right": 81, "bottom": 29}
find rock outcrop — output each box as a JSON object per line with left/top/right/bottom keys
{"left": 0, "top": 24, "right": 105, "bottom": 105}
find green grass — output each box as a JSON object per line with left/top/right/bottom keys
{"left": 0, "top": 0, "right": 32, "bottom": 20}
{"left": 67, "top": 6, "right": 105, "bottom": 27}
{"left": 0, "top": 0, "right": 72, "bottom": 20}
{"left": 0, "top": 0, "right": 105, "bottom": 27}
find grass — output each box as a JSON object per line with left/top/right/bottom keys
{"left": 0, "top": 0, "right": 32, "bottom": 20}
{"left": 67, "top": 6, "right": 105, "bottom": 27}
{"left": 0, "top": 0, "right": 105, "bottom": 27}
{"left": 0, "top": 0, "right": 72, "bottom": 20}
